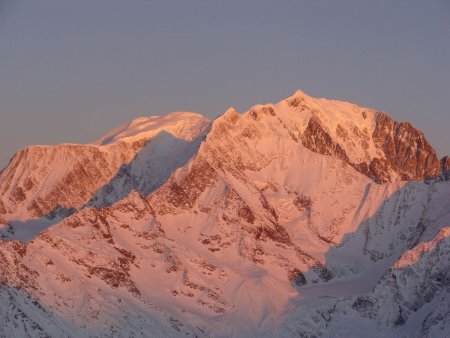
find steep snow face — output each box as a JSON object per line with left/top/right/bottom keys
{"left": 272, "top": 90, "right": 441, "bottom": 182}
{"left": 0, "top": 112, "right": 211, "bottom": 240}
{"left": 277, "top": 89, "right": 379, "bottom": 164}
{"left": 0, "top": 90, "right": 449, "bottom": 337}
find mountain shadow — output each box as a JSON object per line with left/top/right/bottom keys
{"left": 289, "top": 178, "right": 450, "bottom": 336}
{"left": 88, "top": 130, "right": 205, "bottom": 208}
{"left": 0, "top": 285, "right": 86, "bottom": 337}
{"left": 322, "top": 179, "right": 450, "bottom": 280}
{"left": 0, "top": 205, "right": 75, "bottom": 242}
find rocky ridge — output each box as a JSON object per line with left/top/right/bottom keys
{"left": 0, "top": 90, "right": 449, "bottom": 337}
{"left": 0, "top": 112, "right": 210, "bottom": 239}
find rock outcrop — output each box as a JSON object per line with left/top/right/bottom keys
{"left": 0, "top": 90, "right": 448, "bottom": 337}
{"left": 441, "top": 156, "right": 450, "bottom": 180}
{"left": 372, "top": 112, "right": 441, "bottom": 181}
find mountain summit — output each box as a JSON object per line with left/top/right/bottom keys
{"left": 0, "top": 90, "right": 449, "bottom": 337}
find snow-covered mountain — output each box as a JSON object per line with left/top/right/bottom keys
{"left": 0, "top": 90, "right": 449, "bottom": 337}
{"left": 0, "top": 112, "right": 210, "bottom": 240}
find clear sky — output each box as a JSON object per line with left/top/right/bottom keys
{"left": 1, "top": 0, "right": 449, "bottom": 170}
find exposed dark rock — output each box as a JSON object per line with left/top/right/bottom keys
{"left": 262, "top": 222, "right": 292, "bottom": 245}
{"left": 352, "top": 296, "right": 375, "bottom": 318}
{"left": 249, "top": 107, "right": 275, "bottom": 121}
{"left": 394, "top": 305, "right": 406, "bottom": 326}
{"left": 301, "top": 115, "right": 350, "bottom": 163}
{"left": 156, "top": 158, "right": 217, "bottom": 213}
{"left": 372, "top": 112, "right": 440, "bottom": 181}
{"left": 288, "top": 268, "right": 307, "bottom": 286}
{"left": 310, "top": 264, "right": 334, "bottom": 282}
{"left": 0, "top": 200, "right": 6, "bottom": 215}
{"left": 238, "top": 206, "right": 255, "bottom": 224}
{"left": 301, "top": 112, "right": 442, "bottom": 183}
{"left": 294, "top": 195, "right": 312, "bottom": 211}
{"left": 441, "top": 156, "right": 450, "bottom": 180}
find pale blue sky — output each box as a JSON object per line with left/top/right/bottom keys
{"left": 1, "top": 0, "right": 449, "bottom": 169}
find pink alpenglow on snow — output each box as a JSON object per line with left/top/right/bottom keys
{"left": 0, "top": 90, "right": 449, "bottom": 338}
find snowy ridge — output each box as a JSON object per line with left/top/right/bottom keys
{"left": 0, "top": 112, "right": 211, "bottom": 239}
{"left": 277, "top": 89, "right": 379, "bottom": 164}
{"left": 0, "top": 90, "right": 449, "bottom": 337}
{"left": 92, "top": 112, "right": 210, "bottom": 145}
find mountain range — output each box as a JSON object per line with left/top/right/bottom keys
{"left": 0, "top": 90, "right": 449, "bottom": 337}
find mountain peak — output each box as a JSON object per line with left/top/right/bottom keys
{"left": 223, "top": 106, "right": 237, "bottom": 115}
{"left": 292, "top": 88, "right": 310, "bottom": 98}
{"left": 0, "top": 89, "right": 449, "bottom": 337}
{"left": 93, "top": 111, "right": 211, "bottom": 145}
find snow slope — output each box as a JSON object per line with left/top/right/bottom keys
{"left": 93, "top": 112, "right": 210, "bottom": 146}
{"left": 0, "top": 112, "right": 210, "bottom": 240}
{"left": 0, "top": 90, "right": 449, "bottom": 337}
